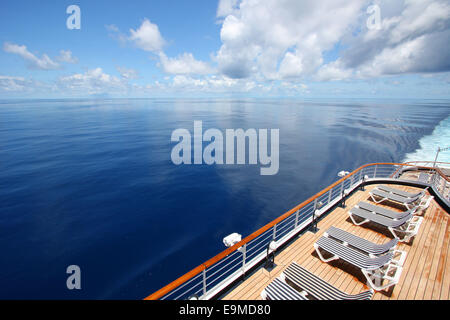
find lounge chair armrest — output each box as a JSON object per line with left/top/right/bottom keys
{"left": 391, "top": 250, "right": 407, "bottom": 266}
{"left": 363, "top": 263, "right": 403, "bottom": 291}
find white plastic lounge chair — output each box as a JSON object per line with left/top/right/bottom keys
{"left": 261, "top": 277, "right": 307, "bottom": 300}
{"left": 325, "top": 226, "right": 404, "bottom": 264}
{"left": 376, "top": 185, "right": 427, "bottom": 198}
{"left": 357, "top": 201, "right": 416, "bottom": 219}
{"left": 349, "top": 203, "right": 423, "bottom": 242}
{"left": 282, "top": 262, "right": 374, "bottom": 300}
{"left": 314, "top": 236, "right": 404, "bottom": 291}
{"left": 370, "top": 186, "right": 433, "bottom": 211}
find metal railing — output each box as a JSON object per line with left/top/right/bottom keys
{"left": 145, "top": 162, "right": 449, "bottom": 300}
{"left": 405, "top": 161, "right": 450, "bottom": 169}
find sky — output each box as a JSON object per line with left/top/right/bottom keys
{"left": 0, "top": 0, "right": 449, "bottom": 99}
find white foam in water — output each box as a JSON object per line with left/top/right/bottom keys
{"left": 403, "top": 115, "right": 450, "bottom": 163}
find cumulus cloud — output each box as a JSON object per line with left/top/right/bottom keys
{"left": 3, "top": 43, "right": 79, "bottom": 70}
{"left": 57, "top": 68, "right": 127, "bottom": 95}
{"left": 158, "top": 52, "right": 214, "bottom": 75}
{"left": 215, "top": 0, "right": 450, "bottom": 81}
{"left": 0, "top": 75, "right": 27, "bottom": 91}
{"left": 318, "top": 0, "right": 450, "bottom": 80}
{"left": 3, "top": 42, "right": 61, "bottom": 70}
{"left": 57, "top": 50, "right": 78, "bottom": 64}
{"left": 215, "top": 0, "right": 366, "bottom": 79}
{"left": 0, "top": 75, "right": 53, "bottom": 94}
{"left": 129, "top": 18, "right": 166, "bottom": 53}
{"left": 113, "top": 19, "right": 213, "bottom": 76}
{"left": 217, "top": 0, "right": 240, "bottom": 18}
{"left": 116, "top": 66, "right": 139, "bottom": 79}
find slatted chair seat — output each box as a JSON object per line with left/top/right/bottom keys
{"left": 376, "top": 185, "right": 426, "bottom": 199}
{"left": 357, "top": 201, "right": 414, "bottom": 219}
{"left": 326, "top": 226, "right": 398, "bottom": 255}
{"left": 371, "top": 188, "right": 419, "bottom": 204}
{"left": 261, "top": 278, "right": 307, "bottom": 300}
{"left": 283, "top": 262, "right": 373, "bottom": 300}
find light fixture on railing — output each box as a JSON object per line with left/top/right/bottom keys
{"left": 223, "top": 233, "right": 242, "bottom": 248}
{"left": 264, "top": 240, "right": 277, "bottom": 272}
{"left": 338, "top": 170, "right": 350, "bottom": 178}
{"left": 341, "top": 188, "right": 350, "bottom": 208}
{"left": 310, "top": 201, "right": 324, "bottom": 233}
{"left": 188, "top": 294, "right": 199, "bottom": 300}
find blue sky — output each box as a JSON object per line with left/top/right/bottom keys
{"left": 0, "top": 0, "right": 449, "bottom": 99}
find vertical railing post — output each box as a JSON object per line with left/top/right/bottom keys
{"left": 272, "top": 224, "right": 277, "bottom": 241}
{"left": 373, "top": 165, "right": 378, "bottom": 178}
{"left": 310, "top": 199, "right": 319, "bottom": 233}
{"left": 242, "top": 244, "right": 247, "bottom": 272}
{"left": 294, "top": 209, "right": 299, "bottom": 228}
{"left": 339, "top": 180, "right": 345, "bottom": 207}
{"left": 328, "top": 188, "right": 332, "bottom": 204}
{"left": 202, "top": 269, "right": 207, "bottom": 296}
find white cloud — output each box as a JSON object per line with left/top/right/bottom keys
{"left": 3, "top": 43, "right": 79, "bottom": 70}
{"left": 116, "top": 66, "right": 139, "bottom": 79}
{"left": 119, "top": 19, "right": 213, "bottom": 76}
{"left": 215, "top": 0, "right": 366, "bottom": 80}
{"left": 215, "top": 0, "right": 450, "bottom": 81}
{"left": 57, "top": 68, "right": 127, "bottom": 95}
{"left": 57, "top": 50, "right": 78, "bottom": 64}
{"left": 129, "top": 18, "right": 166, "bottom": 53}
{"left": 318, "top": 0, "right": 450, "bottom": 80}
{"left": 0, "top": 75, "right": 27, "bottom": 91}
{"left": 0, "top": 75, "right": 53, "bottom": 94}
{"left": 316, "top": 60, "right": 354, "bottom": 81}
{"left": 3, "top": 42, "right": 61, "bottom": 70}
{"left": 158, "top": 52, "right": 214, "bottom": 75}
{"left": 217, "top": 0, "right": 240, "bottom": 17}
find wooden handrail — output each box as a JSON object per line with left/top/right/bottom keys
{"left": 144, "top": 162, "right": 448, "bottom": 300}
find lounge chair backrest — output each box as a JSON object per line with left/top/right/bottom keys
{"left": 371, "top": 189, "right": 420, "bottom": 203}
{"left": 264, "top": 278, "right": 307, "bottom": 300}
{"left": 376, "top": 185, "right": 424, "bottom": 198}
{"left": 350, "top": 206, "right": 413, "bottom": 228}
{"left": 284, "top": 262, "right": 373, "bottom": 300}
{"left": 357, "top": 201, "right": 413, "bottom": 219}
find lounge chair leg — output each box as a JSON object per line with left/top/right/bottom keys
{"left": 362, "top": 264, "right": 402, "bottom": 291}
{"left": 314, "top": 244, "right": 339, "bottom": 263}
{"left": 370, "top": 194, "right": 386, "bottom": 204}
{"left": 362, "top": 270, "right": 393, "bottom": 291}
{"left": 348, "top": 213, "right": 369, "bottom": 226}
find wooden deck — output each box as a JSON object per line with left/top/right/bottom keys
{"left": 222, "top": 183, "right": 449, "bottom": 300}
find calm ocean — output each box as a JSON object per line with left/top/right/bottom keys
{"left": 0, "top": 98, "right": 449, "bottom": 299}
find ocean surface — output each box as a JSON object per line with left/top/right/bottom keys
{"left": 0, "top": 98, "right": 449, "bottom": 299}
